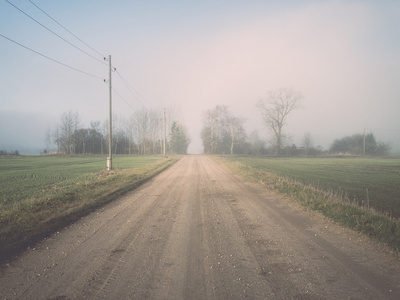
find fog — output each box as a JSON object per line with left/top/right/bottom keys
{"left": 1, "top": 0, "right": 399, "bottom": 154}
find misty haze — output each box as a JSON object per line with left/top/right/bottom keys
{"left": 1, "top": 0, "right": 399, "bottom": 154}
{"left": 1, "top": 1, "right": 400, "bottom": 299}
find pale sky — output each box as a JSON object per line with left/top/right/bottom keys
{"left": 1, "top": 0, "right": 399, "bottom": 154}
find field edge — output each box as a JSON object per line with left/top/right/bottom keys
{"left": 0, "top": 156, "right": 180, "bottom": 264}
{"left": 215, "top": 156, "right": 400, "bottom": 257}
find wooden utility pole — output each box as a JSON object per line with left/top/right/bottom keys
{"left": 363, "top": 128, "right": 366, "bottom": 156}
{"left": 107, "top": 55, "right": 112, "bottom": 170}
{"left": 163, "top": 108, "right": 166, "bottom": 157}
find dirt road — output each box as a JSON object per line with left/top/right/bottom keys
{"left": 1, "top": 155, "right": 399, "bottom": 299}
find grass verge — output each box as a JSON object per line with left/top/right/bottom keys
{"left": 0, "top": 156, "right": 179, "bottom": 263}
{"left": 216, "top": 157, "right": 400, "bottom": 256}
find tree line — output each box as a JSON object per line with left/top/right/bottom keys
{"left": 201, "top": 105, "right": 265, "bottom": 155}
{"left": 329, "top": 133, "right": 390, "bottom": 156}
{"left": 44, "top": 107, "right": 190, "bottom": 155}
{"left": 0, "top": 150, "right": 21, "bottom": 156}
{"left": 200, "top": 88, "right": 391, "bottom": 156}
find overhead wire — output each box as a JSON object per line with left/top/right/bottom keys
{"left": 5, "top": 0, "right": 107, "bottom": 65}
{"left": 112, "top": 87, "right": 137, "bottom": 111}
{"left": 0, "top": 33, "right": 105, "bottom": 80}
{"left": 115, "top": 70, "right": 148, "bottom": 108}
{"left": 27, "top": 0, "right": 106, "bottom": 59}
{"left": 5, "top": 0, "right": 149, "bottom": 112}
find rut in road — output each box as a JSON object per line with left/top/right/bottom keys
{"left": 0, "top": 155, "right": 400, "bottom": 299}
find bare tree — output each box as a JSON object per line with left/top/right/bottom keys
{"left": 201, "top": 105, "right": 247, "bottom": 155}
{"left": 302, "top": 132, "right": 313, "bottom": 155}
{"left": 59, "top": 111, "right": 80, "bottom": 154}
{"left": 248, "top": 130, "right": 265, "bottom": 155}
{"left": 89, "top": 121, "right": 103, "bottom": 154}
{"left": 125, "top": 116, "right": 135, "bottom": 155}
{"left": 112, "top": 114, "right": 122, "bottom": 155}
{"left": 134, "top": 109, "right": 149, "bottom": 154}
{"left": 201, "top": 105, "right": 228, "bottom": 154}
{"left": 257, "top": 88, "right": 302, "bottom": 155}
{"left": 46, "top": 105, "right": 190, "bottom": 155}
{"left": 226, "top": 115, "right": 246, "bottom": 155}
{"left": 44, "top": 126, "right": 53, "bottom": 154}
{"left": 149, "top": 109, "right": 162, "bottom": 154}
{"left": 53, "top": 126, "right": 60, "bottom": 153}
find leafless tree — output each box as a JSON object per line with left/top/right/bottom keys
{"left": 149, "top": 108, "right": 162, "bottom": 154}
{"left": 44, "top": 126, "right": 53, "bottom": 154}
{"left": 89, "top": 121, "right": 103, "bottom": 154}
{"left": 257, "top": 88, "right": 302, "bottom": 155}
{"left": 59, "top": 111, "right": 80, "bottom": 154}
{"left": 302, "top": 132, "right": 314, "bottom": 155}
{"left": 125, "top": 116, "right": 135, "bottom": 155}
{"left": 226, "top": 115, "right": 246, "bottom": 155}
{"left": 202, "top": 105, "right": 228, "bottom": 154}
{"left": 248, "top": 130, "right": 265, "bottom": 155}
{"left": 112, "top": 114, "right": 123, "bottom": 155}
{"left": 134, "top": 109, "right": 149, "bottom": 154}
{"left": 47, "top": 105, "right": 188, "bottom": 155}
{"left": 53, "top": 126, "right": 60, "bottom": 153}
{"left": 201, "top": 105, "right": 246, "bottom": 155}
{"left": 131, "top": 106, "right": 184, "bottom": 155}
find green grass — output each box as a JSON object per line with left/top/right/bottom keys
{"left": 0, "top": 155, "right": 179, "bottom": 262}
{"left": 217, "top": 156, "right": 400, "bottom": 254}
{"left": 225, "top": 157, "right": 400, "bottom": 218}
{"left": 0, "top": 156, "right": 163, "bottom": 208}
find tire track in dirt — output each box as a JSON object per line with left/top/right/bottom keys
{"left": 209, "top": 158, "right": 400, "bottom": 299}
{"left": 88, "top": 159, "right": 190, "bottom": 299}
{"left": 0, "top": 158, "right": 184, "bottom": 299}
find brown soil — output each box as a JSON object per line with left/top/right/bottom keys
{"left": 1, "top": 155, "right": 399, "bottom": 299}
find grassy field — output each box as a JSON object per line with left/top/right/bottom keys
{"left": 0, "top": 156, "right": 163, "bottom": 209}
{"left": 218, "top": 156, "right": 400, "bottom": 253}
{"left": 0, "top": 155, "right": 179, "bottom": 261}
{"left": 225, "top": 157, "right": 400, "bottom": 218}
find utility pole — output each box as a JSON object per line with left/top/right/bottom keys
{"left": 107, "top": 55, "right": 112, "bottom": 171}
{"left": 363, "top": 128, "right": 366, "bottom": 156}
{"left": 363, "top": 128, "right": 365, "bottom": 156}
{"left": 163, "top": 107, "right": 166, "bottom": 157}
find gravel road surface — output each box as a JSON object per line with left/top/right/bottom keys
{"left": 1, "top": 155, "right": 399, "bottom": 299}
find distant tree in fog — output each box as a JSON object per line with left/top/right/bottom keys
{"left": 201, "top": 105, "right": 229, "bottom": 154}
{"left": 248, "top": 130, "right": 265, "bottom": 155}
{"left": 201, "top": 105, "right": 246, "bottom": 155}
{"left": 257, "top": 88, "right": 302, "bottom": 156}
{"left": 89, "top": 121, "right": 104, "bottom": 154}
{"left": 45, "top": 105, "right": 188, "bottom": 156}
{"left": 329, "top": 133, "right": 391, "bottom": 156}
{"left": 226, "top": 115, "right": 246, "bottom": 155}
{"left": 302, "top": 132, "right": 313, "bottom": 155}
{"left": 44, "top": 126, "right": 53, "bottom": 154}
{"left": 58, "top": 111, "right": 80, "bottom": 154}
{"left": 169, "top": 121, "right": 191, "bottom": 154}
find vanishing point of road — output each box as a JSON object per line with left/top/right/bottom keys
{"left": 1, "top": 155, "right": 399, "bottom": 299}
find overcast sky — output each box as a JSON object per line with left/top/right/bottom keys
{"left": 1, "top": 0, "right": 399, "bottom": 154}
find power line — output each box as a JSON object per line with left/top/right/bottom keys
{"left": 27, "top": 0, "right": 106, "bottom": 59}
{"left": 115, "top": 70, "right": 147, "bottom": 108}
{"left": 112, "top": 87, "right": 137, "bottom": 111}
{"left": 7, "top": 0, "right": 150, "bottom": 112}
{"left": 5, "top": 0, "right": 107, "bottom": 65}
{"left": 0, "top": 33, "right": 105, "bottom": 80}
